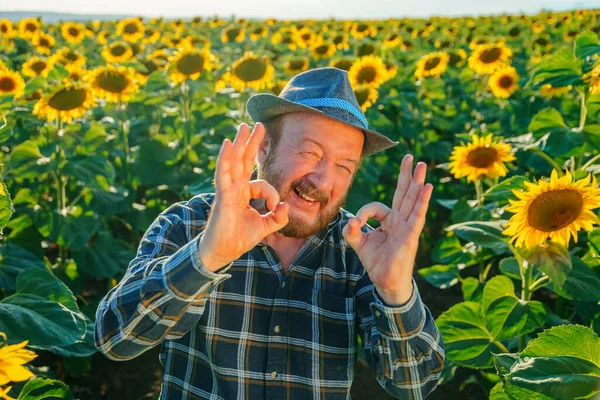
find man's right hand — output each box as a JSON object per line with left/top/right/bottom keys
{"left": 198, "top": 122, "right": 290, "bottom": 272}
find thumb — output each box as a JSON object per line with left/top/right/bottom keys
{"left": 342, "top": 217, "right": 365, "bottom": 251}
{"left": 263, "top": 201, "right": 289, "bottom": 235}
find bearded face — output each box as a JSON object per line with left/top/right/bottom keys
{"left": 255, "top": 112, "right": 363, "bottom": 238}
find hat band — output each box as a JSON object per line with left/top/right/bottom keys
{"left": 295, "top": 98, "right": 368, "bottom": 129}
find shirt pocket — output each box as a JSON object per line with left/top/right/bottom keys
{"left": 303, "top": 289, "right": 357, "bottom": 381}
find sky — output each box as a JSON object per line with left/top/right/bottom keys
{"left": 0, "top": 0, "right": 597, "bottom": 19}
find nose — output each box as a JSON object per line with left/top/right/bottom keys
{"left": 309, "top": 159, "right": 335, "bottom": 194}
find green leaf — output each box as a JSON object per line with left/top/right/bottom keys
{"left": 17, "top": 377, "right": 73, "bottom": 400}
{"left": 461, "top": 277, "right": 484, "bottom": 302}
{"left": 587, "top": 94, "right": 600, "bottom": 123}
{"left": 528, "top": 108, "right": 568, "bottom": 134}
{"left": 531, "top": 47, "right": 583, "bottom": 88}
{"left": 418, "top": 264, "right": 460, "bottom": 289}
{"left": 72, "top": 232, "right": 134, "bottom": 278}
{"left": 432, "top": 235, "right": 471, "bottom": 264}
{"left": 489, "top": 382, "right": 511, "bottom": 400}
{"left": 23, "top": 76, "right": 47, "bottom": 97}
{"left": 47, "top": 63, "right": 70, "bottom": 82}
{"left": 34, "top": 206, "right": 100, "bottom": 251}
{"left": 0, "top": 294, "right": 86, "bottom": 348}
{"left": 0, "top": 244, "right": 46, "bottom": 292}
{"left": 550, "top": 256, "right": 600, "bottom": 302}
{"left": 44, "top": 315, "right": 97, "bottom": 357}
{"left": 9, "top": 140, "right": 56, "bottom": 180}
{"left": 576, "top": 31, "right": 600, "bottom": 59}
{"left": 445, "top": 220, "right": 508, "bottom": 251}
{"left": 528, "top": 108, "right": 584, "bottom": 157}
{"left": 436, "top": 301, "right": 506, "bottom": 368}
{"left": 522, "top": 242, "right": 571, "bottom": 287}
{"left": 14, "top": 268, "right": 79, "bottom": 312}
{"left": 450, "top": 199, "right": 488, "bottom": 224}
{"left": 498, "top": 325, "right": 600, "bottom": 400}
{"left": 63, "top": 155, "right": 116, "bottom": 187}
{"left": 483, "top": 176, "right": 528, "bottom": 203}
{"left": 482, "top": 276, "right": 548, "bottom": 340}
{"left": 0, "top": 175, "right": 12, "bottom": 232}
{"left": 583, "top": 124, "right": 600, "bottom": 152}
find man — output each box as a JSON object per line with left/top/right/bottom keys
{"left": 95, "top": 67, "right": 445, "bottom": 399}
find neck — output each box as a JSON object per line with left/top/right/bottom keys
{"left": 249, "top": 197, "right": 308, "bottom": 249}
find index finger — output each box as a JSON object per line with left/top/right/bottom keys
{"left": 243, "top": 123, "right": 265, "bottom": 179}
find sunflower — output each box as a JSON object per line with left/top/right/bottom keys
{"left": 414, "top": 51, "right": 450, "bottom": 80}
{"left": 293, "top": 27, "right": 321, "bottom": 49}
{"left": 67, "top": 66, "right": 87, "bottom": 82}
{"left": 21, "top": 56, "right": 54, "bottom": 78}
{"left": 531, "top": 22, "right": 546, "bottom": 33}
{"left": 329, "top": 57, "right": 355, "bottom": 71}
{"left": 0, "top": 19, "right": 15, "bottom": 39}
{"left": 50, "top": 47, "right": 87, "bottom": 70}
{"left": 182, "top": 35, "right": 211, "bottom": 51}
{"left": 271, "top": 29, "right": 297, "bottom": 51}
{"left": 86, "top": 65, "right": 140, "bottom": 103}
{"left": 145, "top": 49, "right": 170, "bottom": 72}
{"left": 448, "top": 49, "right": 467, "bottom": 67}
{"left": 354, "top": 85, "right": 379, "bottom": 112}
{"left": 502, "top": 170, "right": 600, "bottom": 249}
{"left": 539, "top": 84, "right": 572, "bottom": 98}
{"left": 32, "top": 32, "right": 55, "bottom": 55}
{"left": 356, "top": 42, "right": 377, "bottom": 57}
{"left": 116, "top": 18, "right": 145, "bottom": 43}
{"left": 142, "top": 27, "right": 161, "bottom": 44}
{"left": 227, "top": 52, "right": 274, "bottom": 91}
{"left": 348, "top": 55, "right": 389, "bottom": 88}
{"left": 382, "top": 33, "right": 401, "bottom": 48}
{"left": 208, "top": 17, "right": 226, "bottom": 29}
{"left": 385, "top": 61, "right": 398, "bottom": 80}
{"left": 161, "top": 35, "right": 186, "bottom": 48}
{"left": 310, "top": 42, "right": 337, "bottom": 61}
{"left": 18, "top": 18, "right": 41, "bottom": 40}
{"left": 96, "top": 30, "right": 110, "bottom": 45}
{"left": 330, "top": 33, "right": 349, "bottom": 51}
{"left": 350, "top": 22, "right": 377, "bottom": 39}
{"left": 33, "top": 81, "right": 95, "bottom": 123}
{"left": 101, "top": 41, "right": 133, "bottom": 64}
{"left": 168, "top": 47, "right": 214, "bottom": 84}
{"left": 468, "top": 43, "right": 513, "bottom": 75}
{"left": 221, "top": 25, "right": 245, "bottom": 44}
{"left": 449, "top": 133, "right": 515, "bottom": 183}
{"left": 284, "top": 57, "right": 310, "bottom": 75}
{"left": 583, "top": 63, "right": 600, "bottom": 95}
{"left": 488, "top": 66, "right": 519, "bottom": 98}
{"left": 60, "top": 22, "right": 86, "bottom": 44}
{"left": 0, "top": 69, "right": 25, "bottom": 98}
{"left": 169, "top": 19, "right": 186, "bottom": 33}
{"left": 250, "top": 26, "right": 268, "bottom": 41}
{"left": 0, "top": 334, "right": 37, "bottom": 386}
{"left": 400, "top": 39, "right": 413, "bottom": 51}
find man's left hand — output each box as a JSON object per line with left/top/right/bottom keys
{"left": 342, "top": 154, "right": 433, "bottom": 306}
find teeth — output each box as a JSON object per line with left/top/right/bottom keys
{"left": 294, "top": 187, "right": 316, "bottom": 202}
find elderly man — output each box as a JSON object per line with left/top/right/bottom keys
{"left": 95, "top": 67, "right": 445, "bottom": 399}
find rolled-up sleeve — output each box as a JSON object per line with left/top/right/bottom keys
{"left": 94, "top": 196, "right": 232, "bottom": 361}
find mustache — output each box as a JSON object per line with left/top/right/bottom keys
{"left": 290, "top": 178, "right": 329, "bottom": 204}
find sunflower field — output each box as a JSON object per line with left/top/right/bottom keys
{"left": 0, "top": 8, "right": 599, "bottom": 399}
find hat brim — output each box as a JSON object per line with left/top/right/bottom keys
{"left": 246, "top": 93, "right": 399, "bottom": 157}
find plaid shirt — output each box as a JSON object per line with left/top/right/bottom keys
{"left": 95, "top": 192, "right": 445, "bottom": 400}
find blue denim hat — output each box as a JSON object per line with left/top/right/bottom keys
{"left": 246, "top": 67, "right": 399, "bottom": 157}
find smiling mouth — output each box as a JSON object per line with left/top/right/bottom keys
{"left": 293, "top": 186, "right": 317, "bottom": 202}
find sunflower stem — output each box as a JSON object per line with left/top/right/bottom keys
{"left": 474, "top": 179, "right": 484, "bottom": 208}
{"left": 581, "top": 153, "right": 600, "bottom": 171}
{"left": 529, "top": 275, "right": 550, "bottom": 293}
{"left": 578, "top": 88, "right": 587, "bottom": 131}
{"left": 55, "top": 118, "right": 68, "bottom": 269}
{"left": 531, "top": 148, "right": 564, "bottom": 177}
{"left": 180, "top": 82, "right": 192, "bottom": 165}
{"left": 493, "top": 340, "right": 510, "bottom": 354}
{"left": 117, "top": 102, "right": 131, "bottom": 185}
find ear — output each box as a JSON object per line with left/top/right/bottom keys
{"left": 257, "top": 135, "right": 271, "bottom": 164}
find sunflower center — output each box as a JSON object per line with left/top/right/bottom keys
{"left": 176, "top": 54, "right": 206, "bottom": 75}
{"left": 424, "top": 57, "right": 441, "bottom": 71}
{"left": 356, "top": 24, "right": 368, "bottom": 33}
{"left": 498, "top": 75, "right": 514, "bottom": 89}
{"left": 449, "top": 52, "right": 463, "bottom": 65}
{"left": 354, "top": 89, "right": 369, "bottom": 106}
{"left": 68, "top": 27, "right": 79, "bottom": 37}
{"left": 96, "top": 72, "right": 129, "bottom": 93}
{"left": 0, "top": 77, "right": 16, "bottom": 92}
{"left": 466, "top": 146, "right": 498, "bottom": 168}
{"left": 226, "top": 28, "right": 241, "bottom": 41}
{"left": 65, "top": 52, "right": 79, "bottom": 62}
{"left": 357, "top": 43, "right": 375, "bottom": 56}
{"left": 357, "top": 66, "right": 377, "bottom": 84}
{"left": 111, "top": 45, "right": 127, "bottom": 56}
{"left": 301, "top": 33, "right": 311, "bottom": 41}
{"left": 48, "top": 88, "right": 88, "bottom": 111}
{"left": 26, "top": 23, "right": 37, "bottom": 32}
{"left": 39, "top": 37, "right": 50, "bottom": 47}
{"left": 124, "top": 23, "right": 139, "bottom": 34}
{"left": 315, "top": 45, "right": 329, "bottom": 55}
{"left": 1, "top": 25, "right": 8, "bottom": 34}
{"left": 479, "top": 47, "right": 502, "bottom": 63}
{"left": 31, "top": 61, "right": 47, "bottom": 74}
{"left": 333, "top": 59, "right": 353, "bottom": 71}
{"left": 333, "top": 35, "right": 344, "bottom": 45}
{"left": 387, "top": 34, "right": 398, "bottom": 41}
{"left": 527, "top": 189, "right": 584, "bottom": 232}
{"left": 234, "top": 58, "right": 267, "bottom": 82}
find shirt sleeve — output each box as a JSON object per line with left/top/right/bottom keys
{"left": 355, "top": 270, "right": 445, "bottom": 400}
{"left": 94, "top": 195, "right": 233, "bottom": 361}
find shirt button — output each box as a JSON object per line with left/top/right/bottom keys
{"left": 375, "top": 310, "right": 382, "bottom": 318}
{"left": 281, "top": 281, "right": 286, "bottom": 288}
{"left": 270, "top": 371, "right": 277, "bottom": 379}
{"left": 274, "top": 325, "right": 280, "bottom": 333}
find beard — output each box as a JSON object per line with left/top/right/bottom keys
{"left": 256, "top": 151, "right": 349, "bottom": 238}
